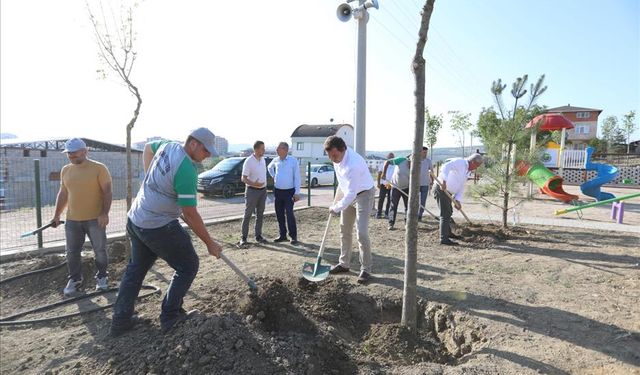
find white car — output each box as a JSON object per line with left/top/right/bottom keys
{"left": 305, "top": 164, "right": 335, "bottom": 187}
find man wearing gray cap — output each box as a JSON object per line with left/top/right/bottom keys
{"left": 110, "top": 127, "right": 223, "bottom": 336}
{"left": 51, "top": 138, "right": 112, "bottom": 296}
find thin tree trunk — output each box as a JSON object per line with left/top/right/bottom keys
{"left": 125, "top": 85, "right": 142, "bottom": 211}
{"left": 402, "top": 0, "right": 435, "bottom": 333}
{"left": 502, "top": 141, "right": 513, "bottom": 228}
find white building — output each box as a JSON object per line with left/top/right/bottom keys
{"left": 290, "top": 124, "right": 353, "bottom": 165}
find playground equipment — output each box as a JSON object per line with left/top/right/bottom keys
{"left": 525, "top": 114, "right": 576, "bottom": 199}
{"left": 554, "top": 192, "right": 640, "bottom": 216}
{"left": 516, "top": 161, "right": 578, "bottom": 203}
{"left": 580, "top": 146, "right": 618, "bottom": 201}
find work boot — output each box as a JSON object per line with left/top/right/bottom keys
{"left": 256, "top": 237, "right": 268, "bottom": 244}
{"left": 289, "top": 239, "right": 299, "bottom": 245}
{"left": 161, "top": 309, "right": 200, "bottom": 334}
{"left": 329, "top": 264, "right": 350, "bottom": 274}
{"left": 109, "top": 315, "right": 146, "bottom": 338}
{"left": 63, "top": 278, "right": 83, "bottom": 297}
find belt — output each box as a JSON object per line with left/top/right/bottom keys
{"left": 357, "top": 188, "right": 371, "bottom": 196}
{"left": 248, "top": 186, "right": 266, "bottom": 190}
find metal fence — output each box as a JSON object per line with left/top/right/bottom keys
{"left": 0, "top": 159, "right": 338, "bottom": 254}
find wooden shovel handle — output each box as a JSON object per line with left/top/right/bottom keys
{"left": 430, "top": 172, "right": 472, "bottom": 224}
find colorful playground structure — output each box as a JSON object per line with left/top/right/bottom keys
{"left": 518, "top": 114, "right": 637, "bottom": 223}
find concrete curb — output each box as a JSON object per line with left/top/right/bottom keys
{"left": 0, "top": 206, "right": 314, "bottom": 263}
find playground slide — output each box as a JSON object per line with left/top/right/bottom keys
{"left": 580, "top": 147, "right": 618, "bottom": 201}
{"left": 518, "top": 162, "right": 578, "bottom": 203}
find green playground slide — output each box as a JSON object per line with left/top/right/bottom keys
{"left": 523, "top": 163, "right": 578, "bottom": 203}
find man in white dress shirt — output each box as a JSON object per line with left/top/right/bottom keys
{"left": 239, "top": 141, "right": 268, "bottom": 248}
{"left": 267, "top": 142, "right": 301, "bottom": 245}
{"left": 435, "top": 153, "right": 483, "bottom": 245}
{"left": 324, "top": 136, "right": 376, "bottom": 284}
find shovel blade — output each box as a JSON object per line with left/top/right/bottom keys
{"left": 302, "top": 261, "right": 330, "bottom": 282}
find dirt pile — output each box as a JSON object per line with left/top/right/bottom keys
{"left": 52, "top": 276, "right": 484, "bottom": 375}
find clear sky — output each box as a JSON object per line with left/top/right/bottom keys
{"left": 1, "top": 0, "right": 639, "bottom": 151}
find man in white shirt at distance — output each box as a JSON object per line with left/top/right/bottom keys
{"left": 267, "top": 142, "right": 301, "bottom": 245}
{"left": 434, "top": 153, "right": 483, "bottom": 246}
{"left": 324, "top": 136, "right": 376, "bottom": 284}
{"left": 239, "top": 141, "right": 268, "bottom": 248}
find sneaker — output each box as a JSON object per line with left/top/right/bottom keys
{"left": 375, "top": 214, "right": 382, "bottom": 219}
{"left": 256, "top": 237, "right": 268, "bottom": 244}
{"left": 357, "top": 271, "right": 371, "bottom": 284}
{"left": 109, "top": 315, "right": 145, "bottom": 338}
{"left": 273, "top": 236, "right": 288, "bottom": 243}
{"left": 440, "top": 239, "right": 459, "bottom": 246}
{"left": 387, "top": 224, "right": 395, "bottom": 231}
{"left": 328, "top": 264, "right": 350, "bottom": 274}
{"left": 289, "top": 239, "right": 299, "bottom": 245}
{"left": 237, "top": 239, "right": 249, "bottom": 248}
{"left": 63, "top": 278, "right": 83, "bottom": 297}
{"left": 95, "top": 276, "right": 109, "bottom": 291}
{"left": 161, "top": 309, "right": 200, "bottom": 334}
{"left": 449, "top": 233, "right": 463, "bottom": 240}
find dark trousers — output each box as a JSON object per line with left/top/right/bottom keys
{"left": 274, "top": 188, "right": 297, "bottom": 240}
{"left": 376, "top": 185, "right": 392, "bottom": 217}
{"left": 112, "top": 219, "right": 199, "bottom": 327}
{"left": 388, "top": 187, "right": 409, "bottom": 226}
{"left": 434, "top": 184, "right": 453, "bottom": 240}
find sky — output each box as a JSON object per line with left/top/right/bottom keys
{"left": 1, "top": 0, "right": 639, "bottom": 151}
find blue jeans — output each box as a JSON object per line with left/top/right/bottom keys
{"left": 418, "top": 185, "right": 431, "bottom": 219}
{"left": 274, "top": 188, "right": 297, "bottom": 240}
{"left": 65, "top": 219, "right": 108, "bottom": 281}
{"left": 112, "top": 219, "right": 199, "bottom": 326}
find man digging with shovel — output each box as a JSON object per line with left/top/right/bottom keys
{"left": 324, "top": 136, "right": 375, "bottom": 284}
{"left": 110, "top": 128, "right": 223, "bottom": 337}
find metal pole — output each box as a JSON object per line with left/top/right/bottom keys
{"left": 354, "top": 1, "right": 367, "bottom": 157}
{"left": 307, "top": 162, "right": 311, "bottom": 207}
{"left": 34, "top": 159, "right": 43, "bottom": 248}
{"left": 558, "top": 128, "right": 566, "bottom": 177}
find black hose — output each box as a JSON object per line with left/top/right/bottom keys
{"left": 0, "top": 284, "right": 161, "bottom": 326}
{"left": 0, "top": 260, "right": 68, "bottom": 285}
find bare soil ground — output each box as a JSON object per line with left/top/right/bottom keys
{"left": 1, "top": 208, "right": 639, "bottom": 374}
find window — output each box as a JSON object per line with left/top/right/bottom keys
{"left": 576, "top": 112, "right": 590, "bottom": 119}
{"left": 575, "top": 124, "right": 590, "bottom": 134}
{"left": 23, "top": 149, "right": 30, "bottom": 157}
{"left": 296, "top": 142, "right": 304, "bottom": 150}
{"left": 40, "top": 150, "right": 47, "bottom": 157}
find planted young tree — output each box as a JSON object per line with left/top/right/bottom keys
{"left": 622, "top": 110, "right": 637, "bottom": 154}
{"left": 448, "top": 110, "right": 472, "bottom": 156}
{"left": 471, "top": 75, "right": 547, "bottom": 228}
{"left": 87, "top": 1, "right": 142, "bottom": 210}
{"left": 402, "top": 0, "right": 435, "bottom": 333}
{"left": 424, "top": 108, "right": 443, "bottom": 159}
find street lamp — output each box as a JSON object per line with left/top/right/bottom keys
{"left": 336, "top": 0, "right": 379, "bottom": 157}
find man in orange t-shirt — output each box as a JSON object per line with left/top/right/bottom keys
{"left": 51, "top": 138, "right": 112, "bottom": 296}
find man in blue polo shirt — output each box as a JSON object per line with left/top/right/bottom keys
{"left": 268, "top": 142, "right": 301, "bottom": 245}
{"left": 110, "top": 127, "right": 223, "bottom": 336}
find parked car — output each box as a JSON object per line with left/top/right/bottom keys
{"left": 305, "top": 164, "right": 335, "bottom": 187}
{"left": 197, "top": 156, "right": 274, "bottom": 198}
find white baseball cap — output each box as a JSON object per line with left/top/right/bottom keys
{"left": 62, "top": 138, "right": 87, "bottom": 153}
{"left": 190, "top": 127, "right": 218, "bottom": 156}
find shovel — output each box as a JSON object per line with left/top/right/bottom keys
{"left": 302, "top": 211, "right": 334, "bottom": 282}
{"left": 220, "top": 253, "right": 258, "bottom": 292}
{"left": 430, "top": 172, "right": 472, "bottom": 224}
{"left": 388, "top": 183, "right": 438, "bottom": 221}
{"left": 20, "top": 221, "right": 64, "bottom": 238}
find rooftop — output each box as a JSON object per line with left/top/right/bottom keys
{"left": 291, "top": 124, "right": 353, "bottom": 138}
